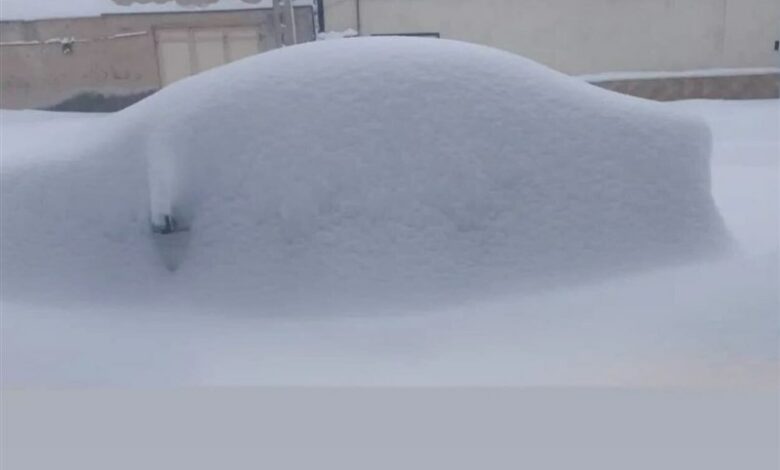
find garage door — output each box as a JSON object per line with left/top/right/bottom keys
{"left": 155, "top": 27, "right": 265, "bottom": 86}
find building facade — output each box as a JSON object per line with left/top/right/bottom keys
{"left": 0, "top": 6, "right": 315, "bottom": 111}
{"left": 323, "top": 0, "right": 780, "bottom": 75}
{"left": 1, "top": 0, "right": 778, "bottom": 110}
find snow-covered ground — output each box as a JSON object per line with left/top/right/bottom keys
{"left": 2, "top": 98, "right": 776, "bottom": 388}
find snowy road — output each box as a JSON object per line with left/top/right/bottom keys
{"left": 1, "top": 99, "right": 778, "bottom": 387}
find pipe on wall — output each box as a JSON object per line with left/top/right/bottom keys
{"left": 356, "top": 0, "right": 361, "bottom": 35}
{"left": 316, "top": 0, "right": 325, "bottom": 32}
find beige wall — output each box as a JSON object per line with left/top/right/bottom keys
{"left": 323, "top": 0, "right": 780, "bottom": 74}
{"left": 1, "top": 26, "right": 161, "bottom": 110}
{"left": 0, "top": 7, "right": 315, "bottom": 110}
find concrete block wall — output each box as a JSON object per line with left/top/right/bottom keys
{"left": 591, "top": 73, "right": 780, "bottom": 101}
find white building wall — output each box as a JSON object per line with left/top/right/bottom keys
{"left": 323, "top": 0, "right": 780, "bottom": 74}
{"left": 722, "top": 0, "right": 780, "bottom": 69}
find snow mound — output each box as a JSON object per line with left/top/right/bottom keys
{"left": 1, "top": 37, "right": 730, "bottom": 311}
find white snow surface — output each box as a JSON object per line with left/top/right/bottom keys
{"left": 579, "top": 67, "right": 780, "bottom": 83}
{"left": 1, "top": 38, "right": 776, "bottom": 388}
{"left": 317, "top": 29, "right": 358, "bottom": 40}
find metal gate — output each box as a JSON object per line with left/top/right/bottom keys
{"left": 154, "top": 27, "right": 266, "bottom": 86}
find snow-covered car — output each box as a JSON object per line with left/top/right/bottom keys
{"left": 1, "top": 37, "right": 729, "bottom": 309}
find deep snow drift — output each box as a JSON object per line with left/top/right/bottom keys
{"left": 1, "top": 38, "right": 729, "bottom": 312}
{"left": 1, "top": 102, "right": 777, "bottom": 388}
{"left": 3, "top": 39, "right": 773, "bottom": 388}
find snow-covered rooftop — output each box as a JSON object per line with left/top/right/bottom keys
{"left": 0, "top": 0, "right": 312, "bottom": 21}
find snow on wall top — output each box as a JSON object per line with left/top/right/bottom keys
{"left": 0, "top": 0, "right": 312, "bottom": 20}
{"left": 0, "top": 37, "right": 730, "bottom": 312}
{"left": 580, "top": 67, "right": 780, "bottom": 83}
